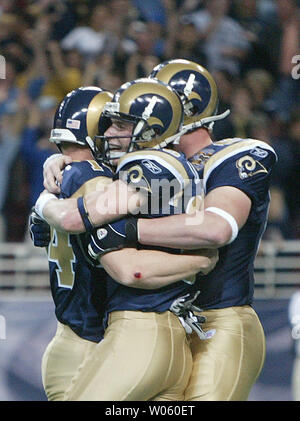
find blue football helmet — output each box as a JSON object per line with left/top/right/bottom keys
{"left": 49, "top": 86, "right": 113, "bottom": 159}
{"left": 96, "top": 78, "right": 184, "bottom": 163}
{"left": 149, "top": 59, "right": 229, "bottom": 132}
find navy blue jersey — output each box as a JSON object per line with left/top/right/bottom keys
{"left": 115, "top": 148, "right": 201, "bottom": 216}
{"left": 104, "top": 148, "right": 203, "bottom": 315}
{"left": 189, "top": 138, "right": 277, "bottom": 309}
{"left": 48, "top": 160, "right": 113, "bottom": 341}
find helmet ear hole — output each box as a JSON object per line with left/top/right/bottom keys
{"left": 56, "top": 119, "right": 62, "bottom": 128}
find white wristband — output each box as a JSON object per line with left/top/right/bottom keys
{"left": 35, "top": 193, "right": 57, "bottom": 220}
{"left": 205, "top": 207, "right": 239, "bottom": 244}
{"left": 43, "top": 153, "right": 62, "bottom": 170}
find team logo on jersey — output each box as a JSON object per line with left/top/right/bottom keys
{"left": 141, "top": 160, "right": 162, "bottom": 174}
{"left": 236, "top": 155, "right": 268, "bottom": 179}
{"left": 250, "top": 147, "right": 269, "bottom": 159}
{"left": 190, "top": 150, "right": 213, "bottom": 172}
{"left": 124, "top": 165, "right": 152, "bottom": 193}
{"left": 97, "top": 228, "right": 108, "bottom": 240}
{"left": 192, "top": 150, "right": 214, "bottom": 164}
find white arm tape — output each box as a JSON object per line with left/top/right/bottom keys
{"left": 205, "top": 207, "right": 239, "bottom": 244}
{"left": 35, "top": 193, "right": 57, "bottom": 220}
{"left": 43, "top": 153, "right": 62, "bottom": 170}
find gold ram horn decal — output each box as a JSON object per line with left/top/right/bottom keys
{"left": 147, "top": 116, "right": 164, "bottom": 127}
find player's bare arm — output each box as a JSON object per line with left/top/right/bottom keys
{"left": 36, "top": 179, "right": 147, "bottom": 234}
{"left": 137, "top": 185, "right": 252, "bottom": 249}
{"left": 36, "top": 190, "right": 79, "bottom": 233}
{"left": 100, "top": 247, "right": 219, "bottom": 289}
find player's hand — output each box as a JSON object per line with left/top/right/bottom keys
{"left": 43, "top": 154, "right": 73, "bottom": 194}
{"left": 190, "top": 248, "right": 219, "bottom": 275}
{"left": 29, "top": 208, "right": 51, "bottom": 247}
{"left": 200, "top": 248, "right": 219, "bottom": 274}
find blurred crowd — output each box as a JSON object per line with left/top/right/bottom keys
{"left": 0, "top": 0, "right": 299, "bottom": 242}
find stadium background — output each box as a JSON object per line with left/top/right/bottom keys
{"left": 0, "top": 0, "right": 299, "bottom": 401}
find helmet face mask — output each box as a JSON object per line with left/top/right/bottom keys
{"left": 149, "top": 59, "right": 221, "bottom": 130}
{"left": 50, "top": 86, "right": 113, "bottom": 160}
{"left": 95, "top": 78, "right": 184, "bottom": 165}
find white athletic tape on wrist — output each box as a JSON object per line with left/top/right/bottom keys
{"left": 205, "top": 207, "right": 239, "bottom": 244}
{"left": 43, "top": 153, "right": 62, "bottom": 170}
{"left": 35, "top": 193, "right": 57, "bottom": 220}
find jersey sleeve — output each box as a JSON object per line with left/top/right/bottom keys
{"left": 60, "top": 160, "right": 113, "bottom": 199}
{"left": 204, "top": 141, "right": 278, "bottom": 206}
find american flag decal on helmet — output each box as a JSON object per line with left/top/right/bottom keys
{"left": 66, "top": 119, "right": 81, "bottom": 129}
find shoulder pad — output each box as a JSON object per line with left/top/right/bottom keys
{"left": 117, "top": 148, "right": 183, "bottom": 169}
{"left": 117, "top": 149, "right": 193, "bottom": 189}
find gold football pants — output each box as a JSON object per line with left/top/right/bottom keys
{"left": 63, "top": 310, "right": 193, "bottom": 401}
{"left": 41, "top": 322, "right": 97, "bottom": 401}
{"left": 184, "top": 305, "right": 266, "bottom": 401}
{"left": 291, "top": 357, "right": 300, "bottom": 401}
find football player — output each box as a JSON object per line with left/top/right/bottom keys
{"left": 41, "top": 61, "right": 275, "bottom": 400}
{"left": 33, "top": 79, "right": 218, "bottom": 400}
{"left": 129, "top": 59, "right": 277, "bottom": 400}
{"left": 34, "top": 86, "right": 114, "bottom": 401}
{"left": 43, "top": 60, "right": 277, "bottom": 400}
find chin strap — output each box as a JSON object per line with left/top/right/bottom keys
{"left": 93, "top": 108, "right": 231, "bottom": 156}
{"left": 160, "top": 109, "right": 231, "bottom": 147}
{"left": 184, "top": 109, "right": 230, "bottom": 133}
{"left": 85, "top": 136, "right": 96, "bottom": 154}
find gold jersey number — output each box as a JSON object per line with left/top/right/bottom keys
{"left": 48, "top": 228, "right": 76, "bottom": 289}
